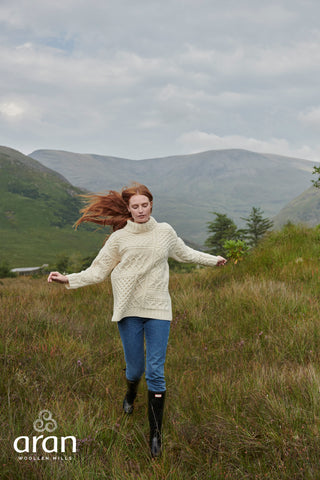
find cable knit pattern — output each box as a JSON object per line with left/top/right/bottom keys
{"left": 66, "top": 217, "right": 220, "bottom": 322}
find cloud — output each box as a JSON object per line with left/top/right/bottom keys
{"left": 0, "top": 102, "right": 24, "bottom": 118}
{"left": 299, "top": 107, "right": 320, "bottom": 131}
{"left": 179, "top": 38, "right": 320, "bottom": 83}
{"left": 1, "top": 0, "right": 320, "bottom": 161}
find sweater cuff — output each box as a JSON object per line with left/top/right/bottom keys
{"left": 65, "top": 273, "right": 81, "bottom": 289}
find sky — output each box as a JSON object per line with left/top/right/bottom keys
{"left": 1, "top": 0, "right": 320, "bottom": 161}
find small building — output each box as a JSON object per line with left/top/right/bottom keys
{"left": 10, "top": 264, "right": 49, "bottom": 276}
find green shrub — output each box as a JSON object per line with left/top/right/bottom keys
{"left": 223, "top": 239, "right": 249, "bottom": 264}
{"left": 0, "top": 260, "right": 16, "bottom": 278}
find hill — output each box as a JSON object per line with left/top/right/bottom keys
{"left": 29, "top": 148, "right": 315, "bottom": 244}
{"left": 0, "top": 146, "right": 106, "bottom": 267}
{"left": 273, "top": 185, "right": 320, "bottom": 228}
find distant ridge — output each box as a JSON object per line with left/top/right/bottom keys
{"left": 273, "top": 185, "right": 320, "bottom": 228}
{"left": 30, "top": 148, "right": 314, "bottom": 244}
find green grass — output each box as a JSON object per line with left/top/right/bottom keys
{"left": 0, "top": 226, "right": 105, "bottom": 267}
{"left": 0, "top": 146, "right": 106, "bottom": 267}
{"left": 1, "top": 224, "right": 320, "bottom": 479}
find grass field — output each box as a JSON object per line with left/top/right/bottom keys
{"left": 1, "top": 224, "right": 320, "bottom": 479}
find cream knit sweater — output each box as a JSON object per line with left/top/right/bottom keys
{"left": 66, "top": 217, "right": 220, "bottom": 322}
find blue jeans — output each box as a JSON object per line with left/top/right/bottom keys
{"left": 117, "top": 317, "right": 171, "bottom": 392}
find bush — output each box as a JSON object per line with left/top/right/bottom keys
{"left": 0, "top": 260, "right": 17, "bottom": 278}
{"left": 223, "top": 239, "right": 249, "bottom": 264}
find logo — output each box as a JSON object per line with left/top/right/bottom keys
{"left": 14, "top": 410, "right": 77, "bottom": 460}
{"left": 33, "top": 410, "right": 58, "bottom": 433}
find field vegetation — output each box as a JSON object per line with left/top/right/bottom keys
{"left": 1, "top": 224, "right": 320, "bottom": 479}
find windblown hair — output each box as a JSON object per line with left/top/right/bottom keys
{"left": 74, "top": 183, "right": 153, "bottom": 232}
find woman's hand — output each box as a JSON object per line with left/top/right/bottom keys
{"left": 216, "top": 256, "right": 227, "bottom": 266}
{"left": 47, "top": 271, "right": 69, "bottom": 284}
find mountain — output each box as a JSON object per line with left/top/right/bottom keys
{"left": 29, "top": 148, "right": 315, "bottom": 244}
{"left": 273, "top": 185, "right": 320, "bottom": 228}
{"left": 0, "top": 146, "right": 105, "bottom": 267}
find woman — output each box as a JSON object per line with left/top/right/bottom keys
{"left": 48, "top": 183, "right": 226, "bottom": 457}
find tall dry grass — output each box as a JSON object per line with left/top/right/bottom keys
{"left": 1, "top": 224, "right": 320, "bottom": 479}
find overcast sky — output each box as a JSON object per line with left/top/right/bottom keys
{"left": 1, "top": 0, "right": 320, "bottom": 161}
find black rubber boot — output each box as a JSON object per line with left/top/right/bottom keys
{"left": 148, "top": 390, "right": 166, "bottom": 458}
{"left": 123, "top": 379, "right": 140, "bottom": 414}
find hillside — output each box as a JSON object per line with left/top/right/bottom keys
{"left": 2, "top": 224, "right": 320, "bottom": 478}
{"left": 273, "top": 185, "right": 320, "bottom": 228}
{"left": 29, "top": 148, "right": 315, "bottom": 244}
{"left": 0, "top": 146, "right": 105, "bottom": 267}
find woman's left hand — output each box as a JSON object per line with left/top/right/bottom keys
{"left": 216, "top": 256, "right": 227, "bottom": 266}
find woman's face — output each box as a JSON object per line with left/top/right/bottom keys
{"left": 128, "top": 194, "right": 152, "bottom": 223}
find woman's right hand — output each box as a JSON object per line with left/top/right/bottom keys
{"left": 47, "top": 271, "right": 69, "bottom": 284}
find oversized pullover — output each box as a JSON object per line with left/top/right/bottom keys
{"left": 66, "top": 217, "right": 220, "bottom": 322}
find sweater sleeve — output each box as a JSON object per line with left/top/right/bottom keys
{"left": 65, "top": 235, "right": 120, "bottom": 289}
{"left": 169, "top": 231, "right": 220, "bottom": 266}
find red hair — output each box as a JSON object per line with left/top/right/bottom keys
{"left": 74, "top": 183, "right": 153, "bottom": 232}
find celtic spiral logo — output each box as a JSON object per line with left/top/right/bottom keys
{"left": 33, "top": 410, "right": 58, "bottom": 433}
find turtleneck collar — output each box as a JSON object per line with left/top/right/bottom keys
{"left": 125, "top": 216, "right": 157, "bottom": 234}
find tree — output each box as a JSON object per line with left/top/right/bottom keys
{"left": 241, "top": 207, "right": 273, "bottom": 247}
{"left": 205, "top": 212, "right": 240, "bottom": 256}
{"left": 311, "top": 165, "right": 320, "bottom": 188}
